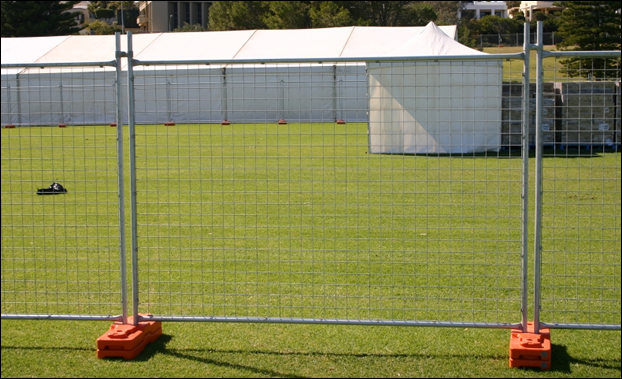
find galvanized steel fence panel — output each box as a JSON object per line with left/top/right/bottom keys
{"left": 129, "top": 56, "right": 527, "bottom": 327}
{"left": 2, "top": 28, "right": 620, "bottom": 334}
{"left": 535, "top": 50, "right": 621, "bottom": 329}
{"left": 1, "top": 66, "right": 124, "bottom": 320}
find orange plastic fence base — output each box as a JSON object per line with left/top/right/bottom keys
{"left": 221, "top": 120, "right": 231, "bottom": 125}
{"left": 278, "top": 119, "right": 287, "bottom": 125}
{"left": 336, "top": 119, "right": 346, "bottom": 124}
{"left": 164, "top": 122, "right": 176, "bottom": 126}
{"left": 110, "top": 122, "right": 117, "bottom": 127}
{"left": 509, "top": 322, "right": 551, "bottom": 370}
{"left": 4, "top": 124, "right": 16, "bottom": 129}
{"left": 97, "top": 314, "right": 162, "bottom": 360}
{"left": 59, "top": 123, "right": 67, "bottom": 128}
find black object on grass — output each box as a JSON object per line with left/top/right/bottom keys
{"left": 36, "top": 182, "right": 68, "bottom": 195}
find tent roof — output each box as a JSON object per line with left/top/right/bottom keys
{"left": 2, "top": 23, "right": 462, "bottom": 72}
{"left": 385, "top": 21, "right": 484, "bottom": 56}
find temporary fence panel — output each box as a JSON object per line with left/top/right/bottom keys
{"left": 3, "top": 27, "right": 619, "bottom": 340}
{"left": 1, "top": 38, "right": 127, "bottom": 321}
{"left": 130, "top": 56, "right": 527, "bottom": 328}
{"left": 535, "top": 51, "right": 621, "bottom": 330}
{"left": 0, "top": 77, "right": 123, "bottom": 319}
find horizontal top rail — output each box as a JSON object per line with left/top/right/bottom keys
{"left": 130, "top": 52, "right": 525, "bottom": 67}
{"left": 1, "top": 60, "right": 117, "bottom": 69}
{"left": 542, "top": 50, "right": 622, "bottom": 59}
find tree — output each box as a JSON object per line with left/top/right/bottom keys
{"left": 475, "top": 15, "right": 523, "bottom": 35}
{"left": 88, "top": 1, "right": 137, "bottom": 31}
{"left": 423, "top": 1, "right": 463, "bottom": 25}
{"left": 88, "top": 1, "right": 115, "bottom": 19}
{"left": 338, "top": 1, "right": 436, "bottom": 26}
{"left": 208, "top": 1, "right": 269, "bottom": 31}
{"left": 263, "top": 1, "right": 311, "bottom": 29}
{"left": 555, "top": 1, "right": 621, "bottom": 79}
{"left": 83, "top": 19, "right": 121, "bottom": 35}
{"left": 309, "top": 1, "right": 351, "bottom": 28}
{"left": 1, "top": 1, "right": 83, "bottom": 37}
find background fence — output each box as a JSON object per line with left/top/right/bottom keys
{"left": 476, "top": 32, "right": 562, "bottom": 48}
{"left": 2, "top": 28, "right": 620, "bottom": 339}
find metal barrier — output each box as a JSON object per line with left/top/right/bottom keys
{"left": 1, "top": 35, "right": 128, "bottom": 322}
{"left": 1, "top": 22, "right": 620, "bottom": 365}
{"left": 532, "top": 34, "right": 621, "bottom": 331}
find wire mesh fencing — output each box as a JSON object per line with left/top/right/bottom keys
{"left": 130, "top": 58, "right": 527, "bottom": 327}
{"left": 2, "top": 31, "right": 620, "bottom": 335}
{"left": 536, "top": 53, "right": 621, "bottom": 329}
{"left": 1, "top": 63, "right": 124, "bottom": 320}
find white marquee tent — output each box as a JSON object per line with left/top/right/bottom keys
{"left": 368, "top": 22, "right": 502, "bottom": 154}
{"left": 2, "top": 22, "right": 504, "bottom": 149}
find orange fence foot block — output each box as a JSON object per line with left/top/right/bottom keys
{"left": 509, "top": 322, "right": 551, "bottom": 370}
{"left": 278, "top": 119, "right": 287, "bottom": 125}
{"left": 97, "top": 314, "right": 162, "bottom": 360}
{"left": 336, "top": 119, "right": 346, "bottom": 124}
{"left": 221, "top": 120, "right": 231, "bottom": 125}
{"left": 59, "top": 123, "right": 66, "bottom": 128}
{"left": 5, "top": 124, "right": 16, "bottom": 129}
{"left": 110, "top": 122, "right": 117, "bottom": 127}
{"left": 164, "top": 121, "right": 176, "bottom": 126}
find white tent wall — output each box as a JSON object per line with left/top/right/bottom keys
{"left": 224, "top": 64, "right": 367, "bottom": 124}
{"left": 368, "top": 60, "right": 503, "bottom": 154}
{"left": 1, "top": 75, "right": 18, "bottom": 126}
{"left": 2, "top": 69, "right": 117, "bottom": 126}
{"left": 367, "top": 22, "right": 503, "bottom": 154}
{"left": 132, "top": 66, "right": 223, "bottom": 124}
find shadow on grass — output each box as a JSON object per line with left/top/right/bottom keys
{"left": 549, "top": 344, "right": 621, "bottom": 372}
{"left": 134, "top": 334, "right": 304, "bottom": 378}
{"left": 4, "top": 337, "right": 620, "bottom": 377}
{"left": 127, "top": 333, "right": 510, "bottom": 377}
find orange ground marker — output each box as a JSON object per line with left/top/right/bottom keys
{"left": 97, "top": 314, "right": 162, "bottom": 360}
{"left": 164, "top": 121, "right": 176, "bottom": 126}
{"left": 509, "top": 322, "right": 551, "bottom": 370}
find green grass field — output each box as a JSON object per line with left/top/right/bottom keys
{"left": 1, "top": 123, "right": 620, "bottom": 377}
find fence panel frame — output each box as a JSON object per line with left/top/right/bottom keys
{"left": 532, "top": 21, "right": 621, "bottom": 333}
{"left": 1, "top": 34, "right": 127, "bottom": 322}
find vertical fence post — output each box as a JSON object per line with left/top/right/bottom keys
{"left": 533, "top": 21, "right": 545, "bottom": 335}
{"left": 115, "top": 32, "right": 128, "bottom": 325}
{"left": 127, "top": 31, "right": 139, "bottom": 325}
{"left": 520, "top": 22, "right": 531, "bottom": 334}
{"left": 97, "top": 31, "right": 162, "bottom": 360}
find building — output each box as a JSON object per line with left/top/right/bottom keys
{"left": 137, "top": 1, "right": 213, "bottom": 33}
{"left": 67, "top": 1, "right": 91, "bottom": 34}
{"left": 508, "top": 1, "right": 564, "bottom": 20}
{"left": 461, "top": 1, "right": 509, "bottom": 19}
